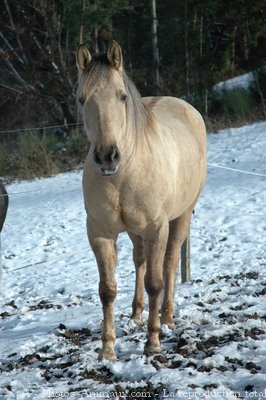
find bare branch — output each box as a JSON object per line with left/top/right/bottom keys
{"left": 0, "top": 80, "right": 24, "bottom": 94}
{"left": 3, "top": 0, "right": 28, "bottom": 64}
{"left": 0, "top": 31, "right": 25, "bottom": 64}
{"left": 0, "top": 48, "right": 34, "bottom": 91}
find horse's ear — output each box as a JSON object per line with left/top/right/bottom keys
{"left": 107, "top": 41, "right": 123, "bottom": 71}
{"left": 76, "top": 44, "right": 92, "bottom": 72}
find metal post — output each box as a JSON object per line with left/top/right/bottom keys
{"left": 181, "top": 228, "right": 191, "bottom": 283}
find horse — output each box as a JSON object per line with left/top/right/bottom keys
{"left": 0, "top": 180, "right": 8, "bottom": 233}
{"left": 76, "top": 41, "right": 207, "bottom": 360}
{"left": 0, "top": 180, "right": 8, "bottom": 271}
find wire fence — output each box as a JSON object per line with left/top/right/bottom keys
{"left": 4, "top": 246, "right": 90, "bottom": 273}
{"left": 207, "top": 162, "right": 266, "bottom": 178}
{"left": 0, "top": 186, "right": 82, "bottom": 198}
{"left": 0, "top": 161, "right": 265, "bottom": 199}
{"left": 0, "top": 122, "right": 82, "bottom": 135}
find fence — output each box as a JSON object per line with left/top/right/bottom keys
{"left": 1, "top": 162, "right": 265, "bottom": 201}
{"left": 0, "top": 122, "right": 82, "bottom": 135}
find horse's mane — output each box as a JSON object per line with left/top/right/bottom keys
{"left": 123, "top": 72, "right": 156, "bottom": 141}
{"left": 77, "top": 53, "right": 156, "bottom": 144}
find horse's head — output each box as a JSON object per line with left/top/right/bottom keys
{"left": 76, "top": 41, "right": 128, "bottom": 176}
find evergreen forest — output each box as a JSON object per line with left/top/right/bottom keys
{"left": 0, "top": 0, "right": 265, "bottom": 177}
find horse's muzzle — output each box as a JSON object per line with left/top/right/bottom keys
{"left": 93, "top": 144, "right": 121, "bottom": 176}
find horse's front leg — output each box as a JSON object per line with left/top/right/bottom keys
{"left": 144, "top": 217, "right": 169, "bottom": 354}
{"left": 161, "top": 210, "right": 193, "bottom": 328}
{"left": 87, "top": 219, "right": 118, "bottom": 360}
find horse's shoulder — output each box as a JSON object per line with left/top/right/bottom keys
{"left": 142, "top": 96, "right": 206, "bottom": 152}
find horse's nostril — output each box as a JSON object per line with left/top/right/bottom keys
{"left": 94, "top": 145, "right": 120, "bottom": 168}
{"left": 93, "top": 148, "right": 102, "bottom": 165}
{"left": 110, "top": 147, "right": 120, "bottom": 164}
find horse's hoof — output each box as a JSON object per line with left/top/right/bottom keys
{"left": 164, "top": 322, "right": 176, "bottom": 330}
{"left": 168, "top": 323, "right": 175, "bottom": 330}
{"left": 131, "top": 316, "right": 144, "bottom": 326}
{"left": 144, "top": 341, "right": 162, "bottom": 356}
{"left": 98, "top": 349, "right": 117, "bottom": 361}
{"left": 98, "top": 353, "right": 117, "bottom": 361}
{"left": 161, "top": 316, "right": 175, "bottom": 330}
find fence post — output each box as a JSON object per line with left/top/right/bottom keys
{"left": 181, "top": 227, "right": 191, "bottom": 283}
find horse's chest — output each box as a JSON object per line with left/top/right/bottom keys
{"left": 84, "top": 180, "right": 153, "bottom": 234}
{"left": 85, "top": 184, "right": 126, "bottom": 231}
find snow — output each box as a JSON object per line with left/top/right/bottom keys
{"left": 213, "top": 67, "right": 266, "bottom": 92}
{"left": 0, "top": 122, "right": 266, "bottom": 399}
{"left": 213, "top": 72, "right": 254, "bottom": 92}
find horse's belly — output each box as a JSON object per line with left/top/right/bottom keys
{"left": 167, "top": 165, "right": 203, "bottom": 220}
{"left": 165, "top": 181, "right": 201, "bottom": 220}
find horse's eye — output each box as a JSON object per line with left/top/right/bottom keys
{"left": 120, "top": 94, "right": 127, "bottom": 103}
{"left": 79, "top": 97, "right": 85, "bottom": 106}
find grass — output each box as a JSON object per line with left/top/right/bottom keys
{"left": 18, "top": 131, "right": 60, "bottom": 178}
{"left": 1, "top": 129, "right": 89, "bottom": 180}
{"left": 222, "top": 88, "right": 252, "bottom": 120}
{"left": 205, "top": 86, "right": 266, "bottom": 132}
{"left": 0, "top": 145, "right": 6, "bottom": 176}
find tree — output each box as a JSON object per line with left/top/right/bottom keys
{"left": 0, "top": 0, "right": 76, "bottom": 129}
{"left": 151, "top": 0, "right": 160, "bottom": 95}
{"left": 0, "top": 0, "right": 265, "bottom": 130}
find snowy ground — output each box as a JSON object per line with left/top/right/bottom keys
{"left": 0, "top": 122, "right": 265, "bottom": 399}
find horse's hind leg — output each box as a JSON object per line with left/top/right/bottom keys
{"left": 129, "top": 233, "right": 146, "bottom": 324}
{"left": 87, "top": 218, "right": 118, "bottom": 360}
{"left": 161, "top": 210, "right": 192, "bottom": 328}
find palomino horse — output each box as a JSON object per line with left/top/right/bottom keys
{"left": 77, "top": 41, "right": 206, "bottom": 360}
